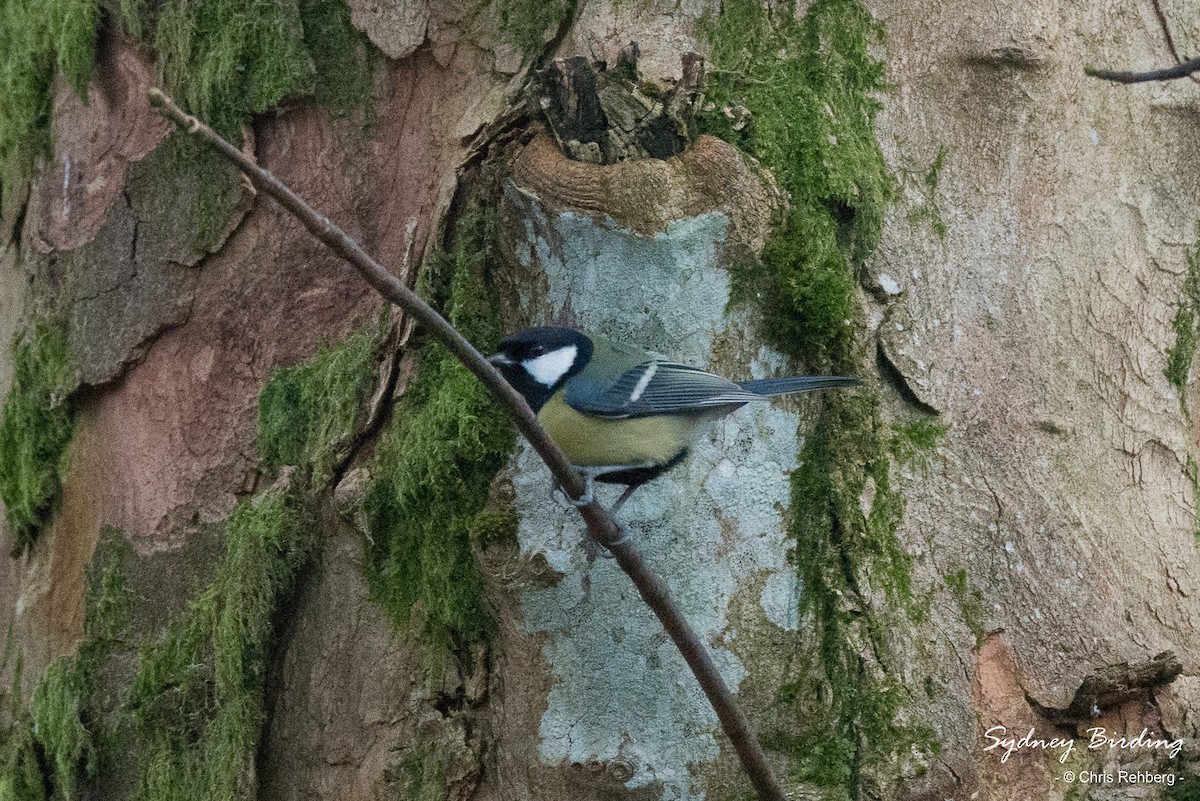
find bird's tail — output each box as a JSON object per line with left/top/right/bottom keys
{"left": 736, "top": 376, "right": 863, "bottom": 396}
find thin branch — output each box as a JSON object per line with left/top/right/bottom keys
{"left": 1149, "top": 0, "right": 1200, "bottom": 86}
{"left": 147, "top": 89, "right": 786, "bottom": 801}
{"left": 1085, "top": 56, "right": 1200, "bottom": 84}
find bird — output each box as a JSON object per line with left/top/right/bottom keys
{"left": 486, "top": 326, "right": 862, "bottom": 516}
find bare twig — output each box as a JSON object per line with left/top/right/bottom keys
{"left": 147, "top": 89, "right": 786, "bottom": 801}
{"left": 1149, "top": 0, "right": 1200, "bottom": 86}
{"left": 1085, "top": 56, "right": 1200, "bottom": 84}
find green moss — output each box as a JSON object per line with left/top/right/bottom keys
{"left": 702, "top": 0, "right": 892, "bottom": 371}
{"left": 363, "top": 209, "right": 514, "bottom": 667}
{"left": 82, "top": 530, "right": 136, "bottom": 645}
{"left": 2, "top": 0, "right": 376, "bottom": 248}
{"left": 29, "top": 659, "right": 93, "bottom": 800}
{"left": 904, "top": 146, "right": 948, "bottom": 240}
{"left": 1166, "top": 229, "right": 1200, "bottom": 396}
{"left": 299, "top": 0, "right": 376, "bottom": 116}
{"left": 145, "top": 0, "right": 378, "bottom": 131}
{"left": 923, "top": 147, "right": 948, "bottom": 240}
{"left": 151, "top": 0, "right": 310, "bottom": 139}
{"left": 700, "top": 0, "right": 936, "bottom": 794}
{"left": 0, "top": 0, "right": 376, "bottom": 245}
{"left": 258, "top": 329, "right": 377, "bottom": 484}
{"left": 0, "top": 0, "right": 97, "bottom": 193}
{"left": 145, "top": 0, "right": 377, "bottom": 246}
{"left": 495, "top": 0, "right": 572, "bottom": 60}
{"left": 1188, "top": 457, "right": 1200, "bottom": 545}
{"left": 0, "top": 713, "right": 46, "bottom": 801}
{"left": 1, "top": 646, "right": 48, "bottom": 801}
{"left": 128, "top": 487, "right": 313, "bottom": 801}
{"left": 470, "top": 509, "right": 519, "bottom": 551}
{"left": 1, "top": 475, "right": 312, "bottom": 800}
{"left": 891, "top": 418, "right": 948, "bottom": 465}
{"left": 0, "top": 320, "right": 76, "bottom": 554}
{"left": 138, "top": 0, "right": 309, "bottom": 248}
{"left": 1165, "top": 767, "right": 1200, "bottom": 801}
{"left": 775, "top": 393, "right": 920, "bottom": 793}
{"left": 1, "top": 529, "right": 133, "bottom": 801}
{"left": 49, "top": 0, "right": 97, "bottom": 99}
{"left": 118, "top": 0, "right": 149, "bottom": 39}
{"left": 943, "top": 569, "right": 985, "bottom": 648}
{"left": 396, "top": 745, "right": 448, "bottom": 801}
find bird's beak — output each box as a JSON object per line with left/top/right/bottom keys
{"left": 487, "top": 352, "right": 512, "bottom": 366}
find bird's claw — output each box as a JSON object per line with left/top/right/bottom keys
{"left": 596, "top": 522, "right": 631, "bottom": 558}
{"left": 553, "top": 471, "right": 596, "bottom": 508}
{"left": 566, "top": 487, "right": 594, "bottom": 507}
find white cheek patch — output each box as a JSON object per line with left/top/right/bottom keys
{"left": 525, "top": 345, "right": 578, "bottom": 387}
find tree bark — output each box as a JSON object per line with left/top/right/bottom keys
{"left": 1, "top": 1, "right": 1198, "bottom": 801}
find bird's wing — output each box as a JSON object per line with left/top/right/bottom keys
{"left": 566, "top": 360, "right": 761, "bottom": 419}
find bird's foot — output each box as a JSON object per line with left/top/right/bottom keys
{"left": 553, "top": 472, "right": 596, "bottom": 508}
{"left": 589, "top": 521, "right": 632, "bottom": 560}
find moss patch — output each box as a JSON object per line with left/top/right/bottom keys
{"left": 773, "top": 393, "right": 925, "bottom": 793}
{"left": 150, "top": 0, "right": 310, "bottom": 140}
{"left": 29, "top": 658, "right": 94, "bottom": 800}
{"left": 363, "top": 209, "right": 514, "bottom": 668}
{"left": 0, "top": 320, "right": 76, "bottom": 554}
{"left": 495, "top": 0, "right": 572, "bottom": 60}
{"left": 1, "top": 0, "right": 376, "bottom": 249}
{"left": 1166, "top": 228, "right": 1200, "bottom": 397}
{"left": 1165, "top": 766, "right": 1200, "bottom": 801}
{"left": 139, "top": 0, "right": 307, "bottom": 249}
{"left": 144, "top": 0, "right": 375, "bottom": 247}
{"left": 1, "top": 409, "right": 322, "bottom": 799}
{"left": 258, "top": 328, "right": 377, "bottom": 485}
{"left": 0, "top": 0, "right": 97, "bottom": 195}
{"left": 395, "top": 743, "right": 448, "bottom": 801}
{"left": 299, "top": 0, "right": 377, "bottom": 116}
{"left": 902, "top": 146, "right": 948, "bottom": 241}
{"left": 127, "top": 486, "right": 313, "bottom": 801}
{"left": 943, "top": 569, "right": 985, "bottom": 648}
{"left": 1188, "top": 457, "right": 1200, "bottom": 545}
{"left": 700, "top": 0, "right": 936, "bottom": 795}
{"left": 1, "top": 647, "right": 48, "bottom": 801}
{"left": 148, "top": 0, "right": 375, "bottom": 132}
{"left": 891, "top": 418, "right": 948, "bottom": 465}
{"left": 0, "top": 529, "right": 133, "bottom": 801}
{"left": 702, "top": 0, "right": 891, "bottom": 370}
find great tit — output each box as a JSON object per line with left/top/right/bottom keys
{"left": 487, "top": 327, "right": 861, "bottom": 513}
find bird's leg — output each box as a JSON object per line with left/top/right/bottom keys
{"left": 565, "top": 470, "right": 596, "bottom": 508}
{"left": 564, "top": 464, "right": 655, "bottom": 558}
{"left": 563, "top": 463, "right": 651, "bottom": 509}
{"left": 594, "top": 481, "right": 648, "bottom": 558}
{"left": 609, "top": 483, "right": 643, "bottom": 516}
{"left": 551, "top": 470, "right": 595, "bottom": 508}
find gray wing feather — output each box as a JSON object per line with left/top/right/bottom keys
{"left": 562, "top": 331, "right": 862, "bottom": 418}
{"left": 569, "top": 361, "right": 761, "bottom": 418}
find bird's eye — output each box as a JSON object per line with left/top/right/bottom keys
{"left": 528, "top": 344, "right": 546, "bottom": 357}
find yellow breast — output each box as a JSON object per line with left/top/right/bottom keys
{"left": 536, "top": 393, "right": 699, "bottom": 467}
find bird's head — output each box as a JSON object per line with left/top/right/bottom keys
{"left": 487, "top": 327, "right": 593, "bottom": 412}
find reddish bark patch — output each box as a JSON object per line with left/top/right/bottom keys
{"left": 361, "top": 49, "right": 509, "bottom": 279}
{"left": 32, "top": 45, "right": 170, "bottom": 254}
{"left": 1, "top": 413, "right": 104, "bottom": 683}
{"left": 972, "top": 634, "right": 1057, "bottom": 801}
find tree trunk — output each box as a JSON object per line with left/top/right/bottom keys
{"left": 1, "top": 1, "right": 1197, "bottom": 800}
